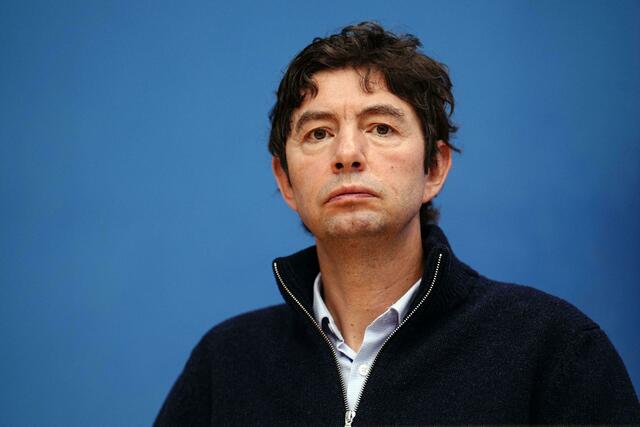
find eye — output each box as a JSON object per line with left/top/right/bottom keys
{"left": 305, "top": 128, "right": 330, "bottom": 142}
{"left": 373, "top": 124, "right": 392, "bottom": 136}
{"left": 312, "top": 129, "right": 328, "bottom": 139}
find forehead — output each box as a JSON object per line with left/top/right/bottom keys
{"left": 292, "top": 67, "right": 417, "bottom": 118}
{"left": 311, "top": 67, "right": 388, "bottom": 96}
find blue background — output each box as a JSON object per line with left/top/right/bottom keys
{"left": 1, "top": 0, "right": 638, "bottom": 425}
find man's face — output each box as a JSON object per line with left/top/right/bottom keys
{"left": 273, "top": 67, "right": 442, "bottom": 240}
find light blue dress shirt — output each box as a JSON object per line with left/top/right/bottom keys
{"left": 312, "top": 273, "right": 422, "bottom": 411}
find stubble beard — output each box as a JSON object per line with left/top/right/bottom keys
{"left": 320, "top": 210, "right": 389, "bottom": 240}
{"left": 316, "top": 196, "right": 424, "bottom": 244}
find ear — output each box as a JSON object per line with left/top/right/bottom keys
{"left": 422, "top": 141, "right": 452, "bottom": 203}
{"left": 272, "top": 157, "right": 298, "bottom": 212}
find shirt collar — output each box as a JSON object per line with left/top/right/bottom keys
{"left": 313, "top": 273, "right": 344, "bottom": 340}
{"left": 312, "top": 272, "right": 423, "bottom": 336}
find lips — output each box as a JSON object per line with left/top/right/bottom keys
{"left": 325, "top": 186, "right": 378, "bottom": 204}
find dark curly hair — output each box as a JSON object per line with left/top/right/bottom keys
{"left": 268, "top": 21, "right": 459, "bottom": 224}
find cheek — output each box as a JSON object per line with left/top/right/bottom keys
{"left": 386, "top": 153, "right": 427, "bottom": 199}
{"left": 288, "top": 166, "right": 317, "bottom": 207}
{"left": 385, "top": 150, "right": 422, "bottom": 177}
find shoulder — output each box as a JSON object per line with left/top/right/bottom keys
{"left": 466, "top": 275, "right": 600, "bottom": 341}
{"left": 194, "top": 304, "right": 295, "bottom": 353}
{"left": 473, "top": 281, "right": 640, "bottom": 422}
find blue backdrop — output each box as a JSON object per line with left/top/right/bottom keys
{"left": 1, "top": 1, "right": 638, "bottom": 425}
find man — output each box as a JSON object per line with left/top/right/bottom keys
{"left": 155, "top": 22, "right": 639, "bottom": 425}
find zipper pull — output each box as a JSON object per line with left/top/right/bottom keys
{"left": 344, "top": 410, "right": 356, "bottom": 427}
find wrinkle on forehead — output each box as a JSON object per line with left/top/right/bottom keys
{"left": 299, "top": 67, "right": 388, "bottom": 102}
{"left": 293, "top": 67, "right": 390, "bottom": 123}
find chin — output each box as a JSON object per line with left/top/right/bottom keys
{"left": 321, "top": 213, "right": 388, "bottom": 239}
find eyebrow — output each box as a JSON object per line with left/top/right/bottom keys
{"left": 294, "top": 111, "right": 335, "bottom": 134}
{"left": 360, "top": 104, "right": 405, "bottom": 120}
{"left": 293, "top": 104, "right": 406, "bottom": 134}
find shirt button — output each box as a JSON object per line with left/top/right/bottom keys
{"left": 358, "top": 364, "right": 370, "bottom": 376}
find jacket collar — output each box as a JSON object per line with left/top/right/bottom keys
{"left": 272, "top": 224, "right": 475, "bottom": 322}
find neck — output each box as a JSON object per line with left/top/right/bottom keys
{"left": 316, "top": 219, "right": 424, "bottom": 352}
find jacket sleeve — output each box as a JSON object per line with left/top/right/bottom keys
{"left": 533, "top": 326, "right": 640, "bottom": 424}
{"left": 154, "top": 337, "right": 212, "bottom": 426}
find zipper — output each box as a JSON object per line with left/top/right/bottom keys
{"left": 273, "top": 251, "right": 443, "bottom": 426}
{"left": 350, "top": 252, "right": 442, "bottom": 416}
{"left": 273, "top": 262, "right": 351, "bottom": 421}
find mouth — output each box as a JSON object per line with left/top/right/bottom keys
{"left": 325, "top": 186, "right": 378, "bottom": 204}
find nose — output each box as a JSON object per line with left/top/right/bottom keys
{"left": 331, "top": 129, "right": 366, "bottom": 174}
